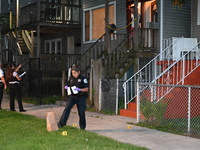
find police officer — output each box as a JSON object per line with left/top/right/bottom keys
{"left": 0, "top": 61, "right": 7, "bottom": 109}
{"left": 58, "top": 65, "right": 89, "bottom": 129}
{"left": 6, "top": 64, "right": 26, "bottom": 112}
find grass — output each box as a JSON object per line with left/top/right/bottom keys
{"left": 0, "top": 109, "right": 149, "bottom": 150}
{"left": 134, "top": 117, "right": 200, "bottom": 139}
{"left": 23, "top": 95, "right": 62, "bottom": 105}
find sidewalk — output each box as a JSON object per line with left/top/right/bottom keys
{"left": 1, "top": 95, "right": 200, "bottom": 150}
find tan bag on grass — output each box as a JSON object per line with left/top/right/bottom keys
{"left": 46, "top": 112, "right": 58, "bottom": 131}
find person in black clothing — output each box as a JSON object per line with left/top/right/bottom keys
{"left": 58, "top": 65, "right": 89, "bottom": 129}
{"left": 0, "top": 61, "right": 7, "bottom": 109}
{"left": 6, "top": 64, "right": 26, "bottom": 112}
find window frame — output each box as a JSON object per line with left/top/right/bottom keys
{"left": 83, "top": 2, "right": 116, "bottom": 43}
{"left": 198, "top": 0, "right": 200, "bottom": 25}
{"left": 45, "top": 38, "right": 62, "bottom": 54}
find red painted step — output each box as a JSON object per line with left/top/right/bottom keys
{"left": 120, "top": 109, "right": 137, "bottom": 118}
{"left": 128, "top": 102, "right": 137, "bottom": 110}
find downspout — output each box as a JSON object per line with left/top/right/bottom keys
{"left": 160, "top": 0, "right": 163, "bottom": 55}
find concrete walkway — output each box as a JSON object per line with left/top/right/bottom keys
{"left": 1, "top": 95, "right": 200, "bottom": 150}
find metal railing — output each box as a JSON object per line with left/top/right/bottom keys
{"left": 76, "top": 33, "right": 127, "bottom": 78}
{"left": 103, "top": 28, "right": 158, "bottom": 79}
{"left": 9, "top": 31, "right": 23, "bottom": 55}
{"left": 20, "top": 2, "right": 81, "bottom": 25}
{"left": 123, "top": 38, "right": 200, "bottom": 109}
{"left": 39, "top": 54, "right": 81, "bottom": 71}
{"left": 137, "top": 83, "right": 200, "bottom": 134}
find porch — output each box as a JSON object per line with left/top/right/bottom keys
{"left": 20, "top": 1, "right": 81, "bottom": 30}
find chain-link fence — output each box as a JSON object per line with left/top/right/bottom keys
{"left": 137, "top": 83, "right": 200, "bottom": 134}
{"left": 98, "top": 79, "right": 125, "bottom": 114}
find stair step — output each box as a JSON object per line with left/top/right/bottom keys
{"left": 120, "top": 109, "right": 137, "bottom": 118}
{"left": 128, "top": 102, "right": 137, "bottom": 110}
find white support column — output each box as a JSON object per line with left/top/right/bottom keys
{"left": 136, "top": 82, "right": 140, "bottom": 123}
{"left": 160, "top": 0, "right": 164, "bottom": 56}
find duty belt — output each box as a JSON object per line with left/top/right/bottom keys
{"left": 9, "top": 81, "right": 19, "bottom": 84}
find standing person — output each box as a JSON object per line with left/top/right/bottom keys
{"left": 0, "top": 61, "right": 7, "bottom": 109}
{"left": 130, "top": 6, "right": 141, "bottom": 31}
{"left": 129, "top": 6, "right": 141, "bottom": 48}
{"left": 58, "top": 65, "right": 89, "bottom": 129}
{"left": 6, "top": 64, "right": 26, "bottom": 112}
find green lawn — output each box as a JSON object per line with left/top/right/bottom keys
{"left": 0, "top": 109, "right": 149, "bottom": 150}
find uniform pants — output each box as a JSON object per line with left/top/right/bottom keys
{"left": 8, "top": 84, "right": 24, "bottom": 111}
{"left": 0, "top": 83, "right": 4, "bottom": 108}
{"left": 59, "top": 95, "right": 86, "bottom": 129}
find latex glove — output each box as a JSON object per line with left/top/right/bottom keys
{"left": 64, "top": 86, "right": 68, "bottom": 90}
{"left": 13, "top": 71, "right": 18, "bottom": 77}
{"left": 74, "top": 87, "right": 81, "bottom": 91}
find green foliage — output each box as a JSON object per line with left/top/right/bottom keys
{"left": 140, "top": 98, "right": 155, "bottom": 121}
{"left": 171, "top": 0, "right": 185, "bottom": 10}
{"left": 0, "top": 110, "right": 149, "bottom": 150}
{"left": 0, "top": 13, "right": 8, "bottom": 24}
{"left": 118, "top": 99, "right": 125, "bottom": 110}
{"left": 137, "top": 116, "right": 200, "bottom": 139}
{"left": 154, "top": 100, "right": 168, "bottom": 124}
{"left": 23, "top": 96, "right": 62, "bottom": 105}
{"left": 140, "top": 98, "right": 168, "bottom": 125}
{"left": 171, "top": 0, "right": 185, "bottom": 4}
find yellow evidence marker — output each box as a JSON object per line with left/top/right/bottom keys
{"left": 127, "top": 125, "right": 132, "bottom": 129}
{"left": 62, "top": 131, "right": 68, "bottom": 136}
{"left": 72, "top": 123, "right": 77, "bottom": 127}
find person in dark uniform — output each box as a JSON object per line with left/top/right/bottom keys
{"left": 6, "top": 64, "right": 26, "bottom": 112}
{"left": 0, "top": 61, "right": 7, "bottom": 109}
{"left": 58, "top": 65, "right": 89, "bottom": 129}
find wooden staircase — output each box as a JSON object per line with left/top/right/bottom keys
{"left": 76, "top": 28, "right": 158, "bottom": 79}
{"left": 9, "top": 30, "right": 33, "bottom": 55}
{"left": 76, "top": 33, "right": 133, "bottom": 79}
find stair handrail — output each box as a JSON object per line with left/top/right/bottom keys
{"left": 122, "top": 37, "right": 182, "bottom": 109}
{"left": 102, "top": 32, "right": 130, "bottom": 79}
{"left": 75, "top": 33, "right": 106, "bottom": 77}
{"left": 150, "top": 42, "right": 200, "bottom": 101}
{"left": 153, "top": 42, "right": 200, "bottom": 84}
{"left": 75, "top": 33, "right": 126, "bottom": 77}
{"left": 10, "top": 31, "right": 23, "bottom": 55}
{"left": 22, "top": 30, "right": 33, "bottom": 53}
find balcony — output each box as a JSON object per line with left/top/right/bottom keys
{"left": 20, "top": 2, "right": 81, "bottom": 31}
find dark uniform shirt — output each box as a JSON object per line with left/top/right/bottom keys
{"left": 66, "top": 75, "right": 88, "bottom": 97}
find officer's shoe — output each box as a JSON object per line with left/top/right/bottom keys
{"left": 20, "top": 109, "right": 26, "bottom": 112}
{"left": 58, "top": 123, "right": 63, "bottom": 128}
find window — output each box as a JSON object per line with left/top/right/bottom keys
{"left": 8, "top": 0, "right": 13, "bottom": 10}
{"left": 45, "top": 39, "right": 62, "bottom": 54}
{"left": 198, "top": 0, "right": 200, "bottom": 25}
{"left": 83, "top": 2, "right": 116, "bottom": 42}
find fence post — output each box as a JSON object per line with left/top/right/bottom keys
{"left": 116, "top": 78, "right": 119, "bottom": 115}
{"left": 99, "top": 78, "right": 102, "bottom": 111}
{"left": 62, "top": 71, "right": 66, "bottom": 98}
{"left": 136, "top": 82, "right": 140, "bottom": 123}
{"left": 187, "top": 86, "right": 191, "bottom": 133}
{"left": 124, "top": 82, "right": 127, "bottom": 109}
